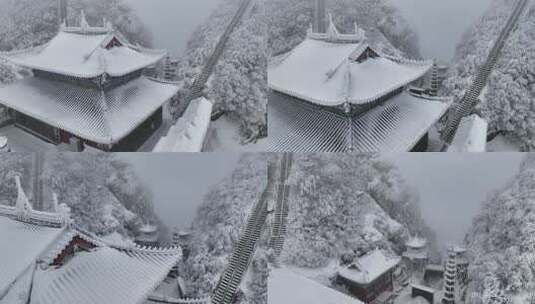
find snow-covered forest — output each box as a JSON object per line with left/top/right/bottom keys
{"left": 442, "top": 0, "right": 535, "bottom": 150}
{"left": 175, "top": 0, "right": 267, "bottom": 142}
{"left": 279, "top": 154, "right": 437, "bottom": 269}
{"left": 266, "top": 0, "right": 421, "bottom": 58}
{"left": 0, "top": 153, "right": 167, "bottom": 241}
{"left": 465, "top": 155, "right": 535, "bottom": 304}
{"left": 178, "top": 153, "right": 269, "bottom": 304}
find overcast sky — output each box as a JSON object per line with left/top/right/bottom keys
{"left": 121, "top": 153, "right": 240, "bottom": 230}
{"left": 126, "top": 0, "right": 221, "bottom": 57}
{"left": 389, "top": 0, "right": 493, "bottom": 62}
{"left": 383, "top": 153, "right": 523, "bottom": 249}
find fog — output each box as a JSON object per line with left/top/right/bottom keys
{"left": 383, "top": 153, "right": 523, "bottom": 250}
{"left": 121, "top": 153, "right": 241, "bottom": 230}
{"left": 390, "top": 0, "right": 494, "bottom": 62}
{"left": 126, "top": 0, "right": 221, "bottom": 57}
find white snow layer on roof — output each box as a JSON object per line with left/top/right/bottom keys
{"left": 268, "top": 91, "right": 452, "bottom": 152}
{"left": 153, "top": 97, "right": 213, "bottom": 152}
{"left": 2, "top": 31, "right": 165, "bottom": 78}
{"left": 30, "top": 247, "right": 180, "bottom": 304}
{"left": 268, "top": 38, "right": 432, "bottom": 106}
{"left": 338, "top": 250, "right": 400, "bottom": 285}
{"left": 0, "top": 76, "right": 178, "bottom": 144}
{"left": 406, "top": 237, "right": 427, "bottom": 248}
{"left": 269, "top": 268, "right": 362, "bottom": 304}
{"left": 0, "top": 216, "right": 65, "bottom": 296}
{"left": 448, "top": 114, "right": 488, "bottom": 152}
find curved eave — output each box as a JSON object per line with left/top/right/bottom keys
{"left": 3, "top": 51, "right": 166, "bottom": 79}
{"left": 269, "top": 61, "right": 434, "bottom": 108}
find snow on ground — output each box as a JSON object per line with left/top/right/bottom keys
{"left": 204, "top": 115, "right": 267, "bottom": 152}
{"left": 448, "top": 114, "right": 488, "bottom": 152}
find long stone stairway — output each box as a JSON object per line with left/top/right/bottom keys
{"left": 269, "top": 153, "right": 293, "bottom": 261}
{"left": 441, "top": 0, "right": 529, "bottom": 148}
{"left": 211, "top": 162, "right": 276, "bottom": 304}
{"left": 176, "top": 0, "right": 253, "bottom": 118}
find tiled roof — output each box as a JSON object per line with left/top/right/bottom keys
{"left": 0, "top": 76, "right": 178, "bottom": 144}
{"left": 268, "top": 91, "right": 452, "bottom": 152}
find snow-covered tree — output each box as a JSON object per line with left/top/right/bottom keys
{"left": 465, "top": 154, "right": 535, "bottom": 301}
{"left": 266, "top": 0, "right": 421, "bottom": 58}
{"left": 279, "top": 154, "right": 437, "bottom": 268}
{"left": 180, "top": 153, "right": 268, "bottom": 302}
{"left": 442, "top": 0, "right": 535, "bottom": 150}
{"left": 174, "top": 0, "right": 267, "bottom": 141}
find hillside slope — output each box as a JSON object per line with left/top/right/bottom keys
{"left": 443, "top": 0, "right": 535, "bottom": 150}
{"left": 179, "top": 154, "right": 268, "bottom": 303}
{"left": 175, "top": 0, "right": 267, "bottom": 142}
{"left": 0, "top": 154, "right": 165, "bottom": 241}
{"left": 279, "top": 154, "right": 436, "bottom": 269}
{"left": 465, "top": 155, "right": 535, "bottom": 303}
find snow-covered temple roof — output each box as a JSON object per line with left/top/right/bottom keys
{"left": 0, "top": 76, "right": 178, "bottom": 145}
{"left": 338, "top": 250, "right": 400, "bottom": 286}
{"left": 153, "top": 97, "right": 213, "bottom": 152}
{"left": 268, "top": 18, "right": 433, "bottom": 106}
{"left": 0, "top": 12, "right": 166, "bottom": 78}
{"left": 269, "top": 268, "right": 362, "bottom": 304}
{"left": 268, "top": 91, "right": 452, "bottom": 152}
{"left": 406, "top": 237, "right": 427, "bottom": 249}
{"left": 0, "top": 177, "right": 181, "bottom": 304}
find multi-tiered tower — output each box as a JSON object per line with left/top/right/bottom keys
{"left": 442, "top": 248, "right": 458, "bottom": 304}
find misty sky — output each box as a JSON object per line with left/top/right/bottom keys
{"left": 383, "top": 153, "right": 523, "bottom": 249}
{"left": 121, "top": 153, "right": 240, "bottom": 230}
{"left": 126, "top": 0, "right": 221, "bottom": 57}
{"left": 390, "top": 0, "right": 493, "bottom": 62}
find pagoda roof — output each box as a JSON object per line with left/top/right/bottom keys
{"left": 268, "top": 91, "right": 452, "bottom": 152}
{"left": 0, "top": 76, "right": 178, "bottom": 145}
{"left": 153, "top": 97, "right": 213, "bottom": 152}
{"left": 338, "top": 250, "right": 400, "bottom": 286}
{"left": 268, "top": 38, "right": 433, "bottom": 107}
{"left": 0, "top": 15, "right": 166, "bottom": 78}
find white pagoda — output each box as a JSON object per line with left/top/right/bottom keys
{"left": 0, "top": 175, "right": 181, "bottom": 304}
{"left": 0, "top": 12, "right": 178, "bottom": 151}
{"left": 268, "top": 13, "right": 452, "bottom": 152}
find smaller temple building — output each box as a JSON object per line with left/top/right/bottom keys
{"left": 135, "top": 223, "right": 160, "bottom": 247}
{"left": 337, "top": 249, "right": 400, "bottom": 303}
{"left": 0, "top": 12, "right": 178, "bottom": 151}
{"left": 403, "top": 237, "right": 429, "bottom": 274}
